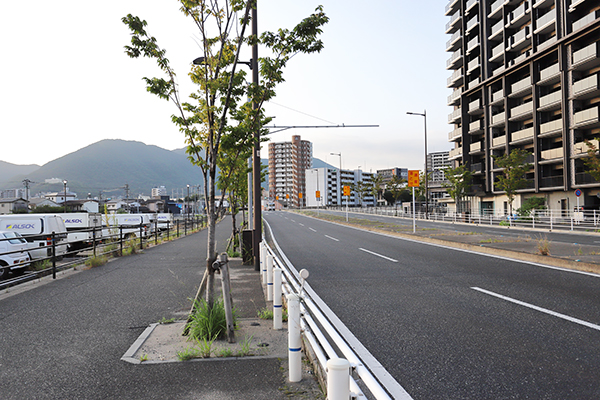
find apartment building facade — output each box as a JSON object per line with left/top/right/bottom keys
{"left": 446, "top": 0, "right": 600, "bottom": 214}
{"left": 305, "top": 168, "right": 375, "bottom": 207}
{"left": 268, "top": 135, "right": 312, "bottom": 207}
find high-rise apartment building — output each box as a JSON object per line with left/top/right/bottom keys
{"left": 446, "top": 0, "right": 600, "bottom": 214}
{"left": 428, "top": 151, "right": 451, "bottom": 182}
{"left": 268, "top": 135, "right": 312, "bottom": 207}
{"left": 305, "top": 168, "right": 375, "bottom": 207}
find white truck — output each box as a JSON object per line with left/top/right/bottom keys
{"left": 0, "top": 231, "right": 31, "bottom": 279}
{"left": 0, "top": 214, "right": 68, "bottom": 260}
{"left": 150, "top": 213, "right": 174, "bottom": 232}
{"left": 57, "top": 213, "right": 103, "bottom": 253}
{"left": 102, "top": 213, "right": 152, "bottom": 240}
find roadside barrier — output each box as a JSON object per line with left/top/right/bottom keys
{"left": 263, "top": 220, "right": 414, "bottom": 400}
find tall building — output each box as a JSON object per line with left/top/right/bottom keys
{"left": 446, "top": 0, "right": 600, "bottom": 214}
{"left": 428, "top": 151, "right": 451, "bottom": 182}
{"left": 376, "top": 167, "right": 409, "bottom": 184}
{"left": 268, "top": 135, "right": 312, "bottom": 207}
{"left": 152, "top": 186, "right": 167, "bottom": 198}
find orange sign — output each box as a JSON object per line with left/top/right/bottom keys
{"left": 316, "top": 190, "right": 321, "bottom": 198}
{"left": 343, "top": 185, "right": 351, "bottom": 196}
{"left": 299, "top": 193, "right": 303, "bottom": 199}
{"left": 286, "top": 194, "right": 289, "bottom": 199}
{"left": 408, "top": 170, "right": 420, "bottom": 187}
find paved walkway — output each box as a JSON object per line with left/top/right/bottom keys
{"left": 0, "top": 218, "right": 319, "bottom": 400}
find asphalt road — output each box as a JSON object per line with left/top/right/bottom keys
{"left": 0, "top": 218, "right": 284, "bottom": 400}
{"left": 264, "top": 210, "right": 600, "bottom": 399}
{"left": 318, "top": 208, "right": 600, "bottom": 246}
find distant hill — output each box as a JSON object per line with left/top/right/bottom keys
{"left": 3, "top": 140, "right": 204, "bottom": 199}
{"left": 0, "top": 161, "right": 40, "bottom": 188}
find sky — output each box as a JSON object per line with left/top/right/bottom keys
{"left": 0, "top": 1, "right": 451, "bottom": 174}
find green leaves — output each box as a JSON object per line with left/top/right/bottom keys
{"left": 492, "top": 148, "right": 532, "bottom": 212}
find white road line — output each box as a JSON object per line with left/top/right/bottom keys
{"left": 325, "top": 235, "right": 339, "bottom": 242}
{"left": 309, "top": 227, "right": 316, "bottom": 232}
{"left": 299, "top": 223, "right": 305, "bottom": 226}
{"left": 359, "top": 248, "right": 398, "bottom": 263}
{"left": 291, "top": 219, "right": 296, "bottom": 223}
{"left": 471, "top": 287, "right": 600, "bottom": 332}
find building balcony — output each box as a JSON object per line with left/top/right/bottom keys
{"left": 466, "top": 0, "right": 479, "bottom": 14}
{"left": 573, "top": 9, "right": 600, "bottom": 32}
{"left": 539, "top": 119, "right": 563, "bottom": 137}
{"left": 509, "top": 101, "right": 533, "bottom": 121}
{"left": 467, "top": 15, "right": 479, "bottom": 33}
{"left": 572, "top": 42, "right": 600, "bottom": 71}
{"left": 492, "top": 135, "right": 507, "bottom": 148}
{"left": 445, "top": 0, "right": 460, "bottom": 16}
{"left": 470, "top": 162, "right": 484, "bottom": 174}
{"left": 448, "top": 127, "right": 462, "bottom": 141}
{"left": 467, "top": 36, "right": 480, "bottom": 55}
{"left": 446, "top": 30, "right": 462, "bottom": 52}
{"left": 469, "top": 119, "right": 484, "bottom": 134}
{"left": 448, "top": 88, "right": 462, "bottom": 106}
{"left": 449, "top": 147, "right": 463, "bottom": 160}
{"left": 538, "top": 90, "right": 562, "bottom": 111}
{"left": 575, "top": 172, "right": 600, "bottom": 185}
{"left": 538, "top": 63, "right": 560, "bottom": 85}
{"left": 447, "top": 48, "right": 463, "bottom": 70}
{"left": 448, "top": 108, "right": 462, "bottom": 123}
{"left": 489, "top": 42, "right": 505, "bottom": 63}
{"left": 540, "top": 147, "right": 564, "bottom": 161}
{"left": 447, "top": 68, "right": 464, "bottom": 88}
{"left": 507, "top": 26, "right": 531, "bottom": 52}
{"left": 468, "top": 76, "right": 481, "bottom": 90}
{"left": 510, "top": 50, "right": 531, "bottom": 67}
{"left": 491, "top": 111, "right": 506, "bottom": 127}
{"left": 491, "top": 88, "right": 504, "bottom": 105}
{"left": 533, "top": 0, "right": 554, "bottom": 9}
{"left": 573, "top": 139, "right": 599, "bottom": 157}
{"left": 469, "top": 141, "right": 484, "bottom": 154}
{"left": 446, "top": 10, "right": 461, "bottom": 34}
{"left": 540, "top": 175, "right": 565, "bottom": 188}
{"left": 506, "top": 1, "right": 530, "bottom": 28}
{"left": 573, "top": 106, "right": 600, "bottom": 128}
{"left": 489, "top": 19, "right": 504, "bottom": 40}
{"left": 510, "top": 127, "right": 534, "bottom": 144}
{"left": 509, "top": 76, "right": 532, "bottom": 98}
{"left": 488, "top": 0, "right": 504, "bottom": 19}
{"left": 572, "top": 73, "right": 600, "bottom": 99}
{"left": 534, "top": 8, "right": 556, "bottom": 35}
{"left": 468, "top": 98, "right": 483, "bottom": 115}
{"left": 467, "top": 57, "right": 480, "bottom": 73}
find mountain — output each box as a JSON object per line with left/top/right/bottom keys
{"left": 3, "top": 140, "right": 204, "bottom": 199}
{"left": 0, "top": 161, "right": 40, "bottom": 187}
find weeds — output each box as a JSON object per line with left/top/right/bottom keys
{"left": 140, "top": 353, "right": 148, "bottom": 362}
{"left": 158, "top": 317, "right": 176, "bottom": 325}
{"left": 194, "top": 336, "right": 216, "bottom": 358}
{"left": 258, "top": 306, "right": 288, "bottom": 322}
{"left": 29, "top": 259, "right": 51, "bottom": 271}
{"left": 85, "top": 255, "right": 108, "bottom": 268}
{"left": 177, "top": 347, "right": 200, "bottom": 361}
{"left": 536, "top": 235, "right": 550, "bottom": 256}
{"left": 238, "top": 335, "right": 254, "bottom": 357}
{"left": 186, "top": 297, "right": 235, "bottom": 341}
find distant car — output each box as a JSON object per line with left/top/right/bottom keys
{"left": 0, "top": 231, "right": 31, "bottom": 279}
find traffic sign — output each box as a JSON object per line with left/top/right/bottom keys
{"left": 343, "top": 185, "right": 351, "bottom": 196}
{"left": 408, "top": 170, "right": 420, "bottom": 187}
{"left": 575, "top": 189, "right": 582, "bottom": 197}
{"left": 316, "top": 190, "right": 321, "bottom": 199}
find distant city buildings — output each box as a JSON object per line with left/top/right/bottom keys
{"left": 376, "top": 168, "right": 408, "bottom": 184}
{"left": 152, "top": 186, "right": 167, "bottom": 198}
{"left": 268, "top": 135, "right": 312, "bottom": 207}
{"left": 427, "top": 151, "right": 450, "bottom": 182}
{"left": 305, "top": 168, "right": 375, "bottom": 207}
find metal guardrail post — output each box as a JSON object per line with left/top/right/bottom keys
{"left": 273, "top": 267, "right": 283, "bottom": 330}
{"left": 120, "top": 227, "right": 124, "bottom": 256}
{"left": 185, "top": 218, "right": 187, "bottom": 236}
{"left": 177, "top": 220, "right": 180, "bottom": 237}
{"left": 92, "top": 226, "right": 97, "bottom": 258}
{"left": 155, "top": 219, "right": 158, "bottom": 245}
{"left": 139, "top": 224, "right": 143, "bottom": 250}
{"left": 287, "top": 292, "right": 302, "bottom": 382}
{"left": 327, "top": 358, "right": 350, "bottom": 400}
{"left": 52, "top": 231, "right": 56, "bottom": 279}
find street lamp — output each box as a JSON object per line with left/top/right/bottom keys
{"left": 407, "top": 110, "right": 428, "bottom": 219}
{"left": 330, "top": 152, "right": 342, "bottom": 203}
{"left": 187, "top": 184, "right": 190, "bottom": 223}
{"left": 63, "top": 180, "right": 68, "bottom": 213}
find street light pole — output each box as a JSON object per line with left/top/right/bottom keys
{"left": 407, "top": 110, "right": 428, "bottom": 219}
{"left": 187, "top": 184, "right": 190, "bottom": 224}
{"left": 251, "top": 1, "right": 261, "bottom": 272}
{"left": 330, "top": 152, "right": 342, "bottom": 207}
{"left": 63, "top": 180, "right": 68, "bottom": 213}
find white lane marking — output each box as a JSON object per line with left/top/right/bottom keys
{"left": 472, "top": 287, "right": 600, "bottom": 332}
{"left": 291, "top": 219, "right": 296, "bottom": 223}
{"left": 325, "top": 235, "right": 339, "bottom": 242}
{"left": 359, "top": 248, "right": 398, "bottom": 263}
{"left": 299, "top": 223, "right": 304, "bottom": 226}
{"left": 309, "top": 227, "right": 317, "bottom": 232}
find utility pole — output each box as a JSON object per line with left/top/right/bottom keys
{"left": 252, "top": 0, "right": 261, "bottom": 272}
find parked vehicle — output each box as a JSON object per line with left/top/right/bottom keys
{"left": 150, "top": 213, "right": 174, "bottom": 232}
{"left": 0, "top": 231, "right": 31, "bottom": 279}
{"left": 102, "top": 213, "right": 152, "bottom": 240}
{"left": 0, "top": 214, "right": 68, "bottom": 260}
{"left": 57, "top": 213, "right": 103, "bottom": 252}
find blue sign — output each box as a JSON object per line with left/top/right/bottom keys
{"left": 575, "top": 189, "right": 582, "bottom": 197}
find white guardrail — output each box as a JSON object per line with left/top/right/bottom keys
{"left": 263, "top": 220, "right": 413, "bottom": 400}
{"left": 328, "top": 206, "right": 600, "bottom": 233}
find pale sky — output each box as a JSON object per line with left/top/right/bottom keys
{"left": 0, "top": 1, "right": 451, "bottom": 173}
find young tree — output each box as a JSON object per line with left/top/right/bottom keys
{"left": 123, "top": 2, "right": 328, "bottom": 305}
{"left": 386, "top": 175, "right": 407, "bottom": 215}
{"left": 442, "top": 164, "right": 472, "bottom": 214}
{"left": 370, "top": 174, "right": 384, "bottom": 208}
{"left": 583, "top": 139, "right": 600, "bottom": 182}
{"left": 493, "top": 148, "right": 531, "bottom": 215}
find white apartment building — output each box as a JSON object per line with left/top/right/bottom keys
{"left": 305, "top": 168, "right": 375, "bottom": 207}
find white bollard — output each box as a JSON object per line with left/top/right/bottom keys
{"left": 266, "top": 254, "right": 274, "bottom": 301}
{"left": 287, "top": 293, "right": 302, "bottom": 382}
{"left": 273, "top": 268, "right": 282, "bottom": 330}
{"left": 261, "top": 242, "right": 267, "bottom": 285}
{"left": 326, "top": 358, "right": 350, "bottom": 400}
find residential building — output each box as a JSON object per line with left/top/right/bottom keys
{"left": 445, "top": 0, "right": 600, "bottom": 214}
{"left": 1, "top": 188, "right": 28, "bottom": 199}
{"left": 305, "top": 168, "right": 375, "bottom": 207}
{"left": 152, "top": 186, "right": 167, "bottom": 198}
{"left": 428, "top": 151, "right": 451, "bottom": 182}
{"left": 0, "top": 198, "right": 27, "bottom": 214}
{"left": 376, "top": 168, "right": 409, "bottom": 183}
{"left": 44, "top": 191, "right": 77, "bottom": 204}
{"left": 268, "top": 135, "right": 312, "bottom": 207}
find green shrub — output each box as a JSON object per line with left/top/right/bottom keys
{"left": 85, "top": 255, "right": 108, "bottom": 268}
{"left": 499, "top": 220, "right": 510, "bottom": 226}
